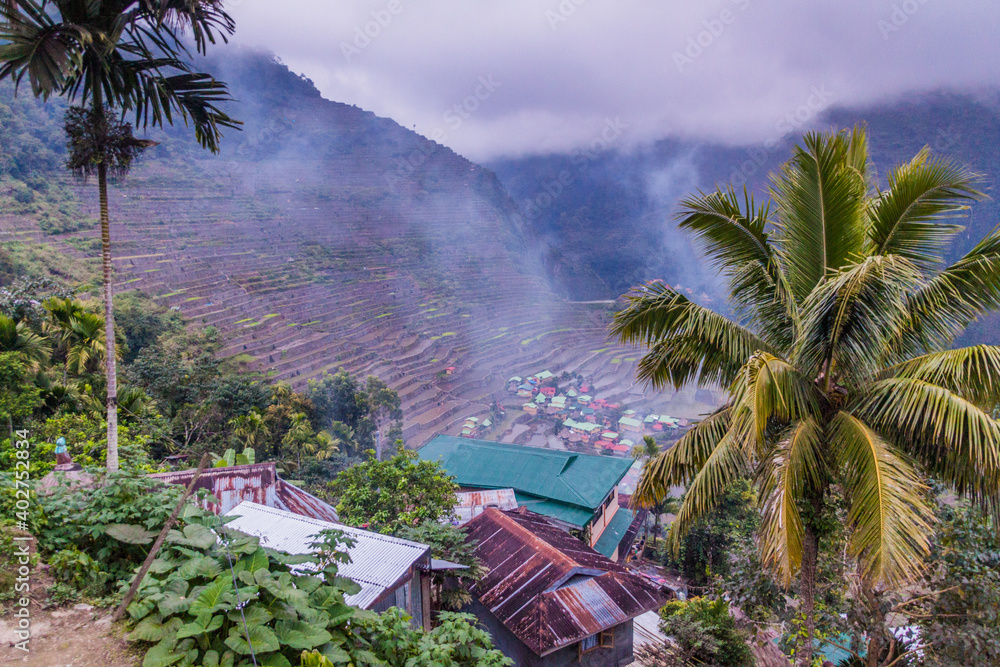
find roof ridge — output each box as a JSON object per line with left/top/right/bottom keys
{"left": 487, "top": 509, "right": 582, "bottom": 570}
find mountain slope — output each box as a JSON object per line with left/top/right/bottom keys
{"left": 489, "top": 90, "right": 1000, "bottom": 315}
{"left": 1, "top": 51, "right": 707, "bottom": 446}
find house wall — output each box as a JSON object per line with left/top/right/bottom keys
{"left": 589, "top": 489, "right": 620, "bottom": 548}
{"left": 369, "top": 571, "right": 427, "bottom": 630}
{"left": 467, "top": 598, "right": 635, "bottom": 667}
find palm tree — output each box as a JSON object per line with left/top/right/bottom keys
{"left": 631, "top": 434, "right": 661, "bottom": 461}
{"left": 0, "top": 313, "right": 51, "bottom": 369}
{"left": 64, "top": 311, "right": 107, "bottom": 375}
{"left": 230, "top": 409, "right": 271, "bottom": 450}
{"left": 1, "top": 0, "right": 238, "bottom": 473}
{"left": 282, "top": 411, "right": 316, "bottom": 471}
{"left": 612, "top": 126, "right": 1000, "bottom": 666}
{"left": 312, "top": 429, "right": 341, "bottom": 461}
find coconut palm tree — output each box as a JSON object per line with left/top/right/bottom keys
{"left": 612, "top": 126, "right": 1000, "bottom": 666}
{"left": 0, "top": 0, "right": 238, "bottom": 473}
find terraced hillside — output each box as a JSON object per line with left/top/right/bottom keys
{"left": 0, "top": 53, "right": 713, "bottom": 446}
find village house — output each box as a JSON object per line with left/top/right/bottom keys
{"left": 540, "top": 386, "right": 557, "bottom": 397}
{"left": 462, "top": 508, "right": 670, "bottom": 666}
{"left": 524, "top": 402, "right": 539, "bottom": 416}
{"left": 517, "top": 383, "right": 535, "bottom": 398}
{"left": 148, "top": 462, "right": 340, "bottom": 522}
{"left": 418, "top": 436, "right": 641, "bottom": 560}
{"left": 224, "top": 502, "right": 436, "bottom": 629}
{"left": 618, "top": 416, "right": 643, "bottom": 434}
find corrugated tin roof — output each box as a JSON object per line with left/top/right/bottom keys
{"left": 419, "top": 436, "right": 632, "bottom": 512}
{"left": 223, "top": 502, "right": 429, "bottom": 609}
{"left": 454, "top": 488, "right": 518, "bottom": 525}
{"left": 148, "top": 463, "right": 339, "bottom": 523}
{"left": 464, "top": 509, "right": 669, "bottom": 657}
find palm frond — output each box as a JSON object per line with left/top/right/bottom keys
{"left": 674, "top": 187, "right": 797, "bottom": 339}
{"left": 729, "top": 352, "right": 822, "bottom": 452}
{"left": 612, "top": 282, "right": 774, "bottom": 390}
{"left": 756, "top": 416, "right": 825, "bottom": 586}
{"left": 771, "top": 127, "right": 870, "bottom": 302}
{"left": 634, "top": 407, "right": 730, "bottom": 507}
{"left": 795, "top": 255, "right": 921, "bottom": 383}
{"left": 0, "top": 0, "right": 91, "bottom": 98}
{"left": 866, "top": 148, "right": 983, "bottom": 269}
{"left": 896, "top": 225, "right": 1000, "bottom": 354}
{"left": 831, "top": 411, "right": 934, "bottom": 587}
{"left": 668, "top": 426, "right": 749, "bottom": 553}
{"left": 857, "top": 377, "right": 1000, "bottom": 500}
{"left": 880, "top": 345, "right": 1000, "bottom": 409}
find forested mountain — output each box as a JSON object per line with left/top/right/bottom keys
{"left": 489, "top": 90, "right": 1000, "bottom": 314}
{"left": 1, "top": 50, "right": 701, "bottom": 447}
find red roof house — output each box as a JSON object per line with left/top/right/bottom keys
{"left": 463, "top": 509, "right": 669, "bottom": 665}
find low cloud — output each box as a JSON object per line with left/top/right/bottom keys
{"left": 229, "top": 0, "right": 1000, "bottom": 161}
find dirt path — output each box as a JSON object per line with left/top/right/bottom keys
{"left": 0, "top": 604, "right": 139, "bottom": 666}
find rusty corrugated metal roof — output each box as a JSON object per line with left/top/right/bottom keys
{"left": 464, "top": 508, "right": 669, "bottom": 657}
{"left": 454, "top": 488, "right": 518, "bottom": 525}
{"left": 148, "top": 462, "right": 339, "bottom": 522}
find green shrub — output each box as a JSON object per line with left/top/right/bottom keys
{"left": 123, "top": 507, "right": 510, "bottom": 667}
{"left": 49, "top": 547, "right": 107, "bottom": 592}
{"left": 35, "top": 468, "right": 189, "bottom": 594}
{"left": 658, "top": 597, "right": 754, "bottom": 667}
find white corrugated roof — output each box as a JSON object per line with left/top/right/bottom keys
{"left": 223, "top": 502, "right": 429, "bottom": 609}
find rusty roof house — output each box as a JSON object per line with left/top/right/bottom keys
{"left": 463, "top": 508, "right": 670, "bottom": 667}
{"left": 147, "top": 462, "right": 339, "bottom": 522}
{"left": 224, "top": 502, "right": 434, "bottom": 629}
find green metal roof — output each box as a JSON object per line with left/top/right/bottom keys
{"left": 593, "top": 508, "right": 637, "bottom": 558}
{"left": 513, "top": 493, "right": 594, "bottom": 528}
{"left": 418, "top": 436, "right": 633, "bottom": 512}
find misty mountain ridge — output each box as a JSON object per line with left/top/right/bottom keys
{"left": 2, "top": 49, "right": 723, "bottom": 447}
{"left": 488, "top": 88, "right": 1000, "bottom": 311}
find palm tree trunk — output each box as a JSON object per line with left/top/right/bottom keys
{"left": 798, "top": 523, "right": 820, "bottom": 667}
{"left": 98, "top": 158, "right": 119, "bottom": 473}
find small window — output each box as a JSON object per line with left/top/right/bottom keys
{"left": 599, "top": 629, "right": 614, "bottom": 648}
{"left": 579, "top": 633, "right": 598, "bottom": 655}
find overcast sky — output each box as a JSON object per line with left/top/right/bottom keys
{"left": 228, "top": 0, "right": 1000, "bottom": 162}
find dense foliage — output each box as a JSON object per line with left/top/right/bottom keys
{"left": 325, "top": 449, "right": 458, "bottom": 534}
{"left": 124, "top": 506, "right": 510, "bottom": 667}
{"left": 654, "top": 598, "right": 754, "bottom": 667}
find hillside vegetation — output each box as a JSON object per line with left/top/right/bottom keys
{"left": 0, "top": 51, "right": 677, "bottom": 447}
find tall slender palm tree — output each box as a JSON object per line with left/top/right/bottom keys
{"left": 0, "top": 0, "right": 238, "bottom": 472}
{"left": 612, "top": 126, "right": 1000, "bottom": 666}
